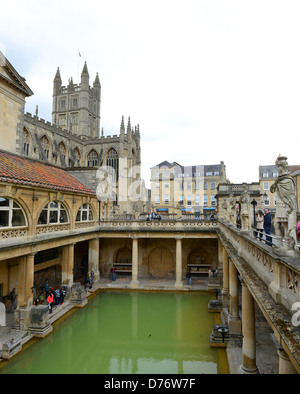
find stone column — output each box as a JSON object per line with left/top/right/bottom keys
{"left": 175, "top": 237, "right": 183, "bottom": 289}
{"left": 17, "top": 256, "right": 27, "bottom": 308}
{"left": 278, "top": 348, "right": 297, "bottom": 374}
{"left": 24, "top": 253, "right": 35, "bottom": 308}
{"left": 241, "top": 282, "right": 259, "bottom": 374}
{"left": 61, "top": 243, "right": 75, "bottom": 286}
{"left": 222, "top": 248, "right": 229, "bottom": 307}
{"left": 130, "top": 237, "right": 139, "bottom": 288}
{"left": 88, "top": 238, "right": 100, "bottom": 284}
{"left": 228, "top": 259, "right": 241, "bottom": 333}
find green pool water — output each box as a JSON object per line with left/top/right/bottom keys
{"left": 0, "top": 291, "right": 228, "bottom": 374}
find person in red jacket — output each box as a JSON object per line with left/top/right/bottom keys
{"left": 47, "top": 291, "right": 54, "bottom": 314}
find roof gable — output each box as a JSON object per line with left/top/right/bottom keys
{"left": 0, "top": 150, "right": 95, "bottom": 195}
{"left": 0, "top": 51, "right": 33, "bottom": 97}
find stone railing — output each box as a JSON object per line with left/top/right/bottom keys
{"left": 36, "top": 223, "right": 71, "bottom": 235}
{"left": 0, "top": 228, "right": 28, "bottom": 239}
{"left": 218, "top": 221, "right": 300, "bottom": 311}
{"left": 98, "top": 219, "right": 219, "bottom": 232}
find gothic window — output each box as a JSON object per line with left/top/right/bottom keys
{"left": 76, "top": 204, "right": 94, "bottom": 222}
{"left": 0, "top": 198, "right": 27, "bottom": 228}
{"left": 87, "top": 150, "right": 98, "bottom": 167}
{"left": 37, "top": 201, "right": 69, "bottom": 225}
{"left": 40, "top": 136, "right": 50, "bottom": 159}
{"left": 106, "top": 148, "right": 119, "bottom": 181}
{"left": 74, "top": 148, "right": 81, "bottom": 166}
{"left": 58, "top": 142, "right": 66, "bottom": 162}
{"left": 23, "top": 128, "right": 30, "bottom": 156}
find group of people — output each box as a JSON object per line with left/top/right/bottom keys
{"left": 256, "top": 208, "right": 300, "bottom": 247}
{"left": 34, "top": 279, "right": 67, "bottom": 314}
{"left": 146, "top": 212, "right": 162, "bottom": 221}
{"left": 255, "top": 208, "right": 272, "bottom": 245}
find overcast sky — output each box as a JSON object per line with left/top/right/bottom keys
{"left": 1, "top": 0, "right": 300, "bottom": 187}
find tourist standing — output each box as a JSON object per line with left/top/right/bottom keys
{"left": 256, "top": 210, "right": 264, "bottom": 240}
{"left": 186, "top": 270, "right": 192, "bottom": 286}
{"left": 54, "top": 287, "right": 60, "bottom": 305}
{"left": 60, "top": 286, "right": 66, "bottom": 304}
{"left": 9, "top": 288, "right": 17, "bottom": 313}
{"left": 47, "top": 291, "right": 54, "bottom": 314}
{"left": 264, "top": 208, "right": 272, "bottom": 246}
{"left": 111, "top": 266, "right": 116, "bottom": 281}
{"left": 44, "top": 279, "right": 49, "bottom": 298}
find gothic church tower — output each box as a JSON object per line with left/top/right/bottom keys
{"left": 52, "top": 62, "right": 101, "bottom": 138}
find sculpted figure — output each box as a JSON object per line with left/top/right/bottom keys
{"left": 222, "top": 199, "right": 228, "bottom": 222}
{"left": 239, "top": 184, "right": 251, "bottom": 231}
{"left": 270, "top": 155, "right": 298, "bottom": 252}
{"left": 229, "top": 194, "right": 236, "bottom": 225}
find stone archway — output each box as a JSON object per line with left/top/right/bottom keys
{"left": 148, "top": 246, "right": 175, "bottom": 278}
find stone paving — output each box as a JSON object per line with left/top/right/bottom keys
{"left": 0, "top": 276, "right": 280, "bottom": 374}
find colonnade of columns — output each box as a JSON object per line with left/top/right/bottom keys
{"left": 221, "top": 244, "right": 297, "bottom": 374}
{"left": 129, "top": 236, "right": 184, "bottom": 289}
{"left": 13, "top": 237, "right": 100, "bottom": 310}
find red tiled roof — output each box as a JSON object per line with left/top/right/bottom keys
{"left": 0, "top": 150, "right": 95, "bottom": 195}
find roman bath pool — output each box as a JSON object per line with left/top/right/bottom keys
{"left": 0, "top": 291, "right": 228, "bottom": 374}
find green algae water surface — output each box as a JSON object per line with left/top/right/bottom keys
{"left": 0, "top": 292, "right": 228, "bottom": 374}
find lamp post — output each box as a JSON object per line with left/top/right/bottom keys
{"left": 251, "top": 199, "right": 257, "bottom": 228}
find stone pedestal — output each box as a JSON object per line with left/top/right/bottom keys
{"left": 70, "top": 282, "right": 88, "bottom": 308}
{"left": 208, "top": 299, "right": 223, "bottom": 313}
{"left": 29, "top": 305, "right": 53, "bottom": 338}
{"left": 0, "top": 302, "right": 6, "bottom": 326}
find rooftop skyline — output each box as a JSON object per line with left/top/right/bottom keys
{"left": 1, "top": 0, "right": 300, "bottom": 188}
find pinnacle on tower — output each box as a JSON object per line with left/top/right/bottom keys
{"left": 120, "top": 116, "right": 125, "bottom": 133}
{"left": 54, "top": 67, "right": 62, "bottom": 83}
{"left": 94, "top": 72, "right": 101, "bottom": 87}
{"left": 127, "top": 117, "right": 131, "bottom": 133}
{"left": 81, "top": 61, "right": 89, "bottom": 77}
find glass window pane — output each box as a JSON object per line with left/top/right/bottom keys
{"left": 50, "top": 201, "right": 58, "bottom": 209}
{"left": 49, "top": 211, "right": 58, "bottom": 223}
{"left": 88, "top": 210, "right": 94, "bottom": 221}
{"left": 0, "top": 211, "right": 9, "bottom": 227}
{"left": 0, "top": 198, "right": 9, "bottom": 207}
{"left": 59, "top": 210, "right": 68, "bottom": 223}
{"left": 12, "top": 209, "right": 26, "bottom": 227}
{"left": 38, "top": 210, "right": 48, "bottom": 225}
{"left": 76, "top": 211, "right": 81, "bottom": 222}
{"left": 82, "top": 211, "right": 88, "bottom": 221}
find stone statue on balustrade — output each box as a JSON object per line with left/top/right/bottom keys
{"left": 221, "top": 200, "right": 228, "bottom": 222}
{"left": 229, "top": 194, "right": 236, "bottom": 225}
{"left": 239, "top": 184, "right": 251, "bottom": 232}
{"left": 270, "top": 155, "right": 299, "bottom": 255}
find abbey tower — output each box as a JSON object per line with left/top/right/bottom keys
{"left": 52, "top": 62, "right": 101, "bottom": 139}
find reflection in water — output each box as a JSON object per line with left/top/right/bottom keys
{"left": 0, "top": 292, "right": 228, "bottom": 374}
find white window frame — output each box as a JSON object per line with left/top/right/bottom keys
{"left": 0, "top": 198, "right": 27, "bottom": 229}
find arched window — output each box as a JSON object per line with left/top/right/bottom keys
{"left": 38, "top": 201, "right": 68, "bottom": 225}
{"left": 74, "top": 148, "right": 81, "bottom": 166}
{"left": 23, "top": 128, "right": 30, "bottom": 156}
{"left": 87, "top": 150, "right": 98, "bottom": 167}
{"left": 58, "top": 142, "right": 66, "bottom": 162}
{"left": 106, "top": 148, "right": 119, "bottom": 181}
{"left": 76, "top": 204, "right": 94, "bottom": 222}
{"left": 0, "top": 198, "right": 27, "bottom": 228}
{"left": 40, "top": 136, "right": 50, "bottom": 159}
